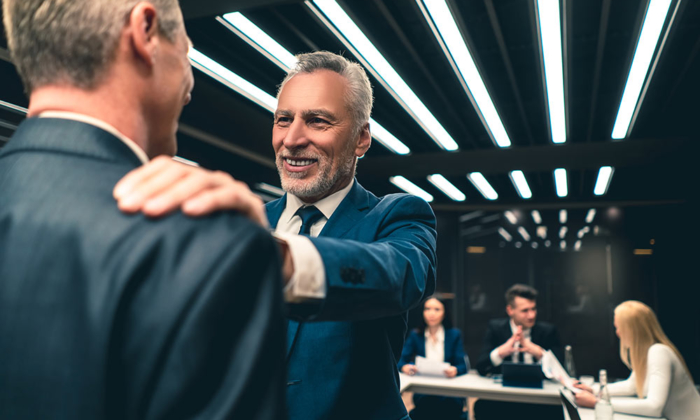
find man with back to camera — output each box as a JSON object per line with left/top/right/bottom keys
{"left": 474, "top": 283, "right": 563, "bottom": 419}
{"left": 0, "top": 1, "right": 285, "bottom": 419}
{"left": 112, "top": 51, "right": 438, "bottom": 420}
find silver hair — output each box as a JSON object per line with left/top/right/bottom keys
{"left": 277, "top": 51, "right": 374, "bottom": 135}
{"left": 3, "top": 0, "right": 184, "bottom": 93}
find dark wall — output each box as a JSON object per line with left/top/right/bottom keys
{"left": 418, "top": 203, "right": 700, "bottom": 383}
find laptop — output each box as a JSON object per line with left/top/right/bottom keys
{"left": 560, "top": 390, "right": 581, "bottom": 420}
{"left": 501, "top": 362, "right": 543, "bottom": 388}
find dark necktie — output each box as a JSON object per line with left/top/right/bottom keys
{"left": 295, "top": 205, "right": 324, "bottom": 236}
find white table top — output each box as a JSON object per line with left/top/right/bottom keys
{"left": 572, "top": 407, "right": 665, "bottom": 420}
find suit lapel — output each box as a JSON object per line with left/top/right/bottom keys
{"left": 265, "top": 195, "right": 287, "bottom": 230}
{"left": 318, "top": 180, "right": 370, "bottom": 238}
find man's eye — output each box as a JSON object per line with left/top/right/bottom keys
{"left": 275, "top": 117, "right": 291, "bottom": 125}
{"left": 309, "top": 117, "right": 328, "bottom": 125}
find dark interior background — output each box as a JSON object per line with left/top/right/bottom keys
{"left": 1, "top": 0, "right": 699, "bottom": 382}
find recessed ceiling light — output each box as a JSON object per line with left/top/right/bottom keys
{"left": 509, "top": 170, "right": 533, "bottom": 199}
{"left": 0, "top": 100, "right": 27, "bottom": 114}
{"left": 554, "top": 168, "right": 567, "bottom": 197}
{"left": 594, "top": 166, "right": 615, "bottom": 196}
{"left": 308, "top": 0, "right": 458, "bottom": 151}
{"left": 535, "top": 0, "right": 566, "bottom": 144}
{"left": 585, "top": 208, "right": 596, "bottom": 224}
{"left": 417, "top": 0, "right": 511, "bottom": 148}
{"left": 427, "top": 174, "right": 466, "bottom": 201}
{"left": 559, "top": 209, "right": 567, "bottom": 224}
{"left": 531, "top": 210, "right": 542, "bottom": 224}
{"left": 518, "top": 226, "right": 531, "bottom": 241}
{"left": 574, "top": 240, "right": 582, "bottom": 251}
{"left": 559, "top": 226, "right": 567, "bottom": 239}
{"left": 504, "top": 211, "right": 517, "bottom": 224}
{"left": 498, "top": 227, "right": 512, "bottom": 242}
{"left": 467, "top": 172, "right": 498, "bottom": 200}
{"left": 389, "top": 176, "right": 434, "bottom": 202}
{"left": 560, "top": 240, "right": 566, "bottom": 250}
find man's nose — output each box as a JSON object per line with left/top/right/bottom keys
{"left": 283, "top": 120, "right": 310, "bottom": 149}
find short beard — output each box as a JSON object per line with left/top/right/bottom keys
{"left": 277, "top": 146, "right": 357, "bottom": 201}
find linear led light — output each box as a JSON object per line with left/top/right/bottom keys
{"left": 531, "top": 210, "right": 542, "bottom": 224}
{"left": 427, "top": 174, "right": 466, "bottom": 201}
{"left": 611, "top": 0, "right": 673, "bottom": 139}
{"left": 498, "top": 227, "right": 512, "bottom": 242}
{"left": 255, "top": 182, "right": 285, "bottom": 197}
{"left": 559, "top": 209, "right": 567, "bottom": 224}
{"left": 554, "top": 168, "right": 568, "bottom": 197}
{"left": 518, "top": 226, "right": 531, "bottom": 241}
{"left": 509, "top": 170, "right": 532, "bottom": 199}
{"left": 574, "top": 240, "right": 582, "bottom": 251}
{"left": 504, "top": 211, "right": 517, "bottom": 224}
{"left": 467, "top": 172, "right": 498, "bottom": 200}
{"left": 535, "top": 0, "right": 567, "bottom": 144}
{"left": 308, "top": 0, "right": 458, "bottom": 151}
{"left": 417, "top": 0, "right": 511, "bottom": 148}
{"left": 577, "top": 226, "right": 590, "bottom": 239}
{"left": 559, "top": 226, "right": 567, "bottom": 239}
{"left": 219, "top": 13, "right": 411, "bottom": 155}
{"left": 594, "top": 166, "right": 615, "bottom": 196}
{"left": 189, "top": 48, "right": 278, "bottom": 111}
{"left": 560, "top": 240, "right": 566, "bottom": 250}
{"left": 537, "top": 226, "right": 547, "bottom": 239}
{"left": 585, "top": 208, "right": 596, "bottom": 224}
{"left": 0, "top": 99, "right": 28, "bottom": 114}
{"left": 390, "top": 176, "right": 434, "bottom": 202}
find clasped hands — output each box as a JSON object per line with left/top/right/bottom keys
{"left": 496, "top": 326, "right": 544, "bottom": 361}
{"left": 401, "top": 364, "right": 458, "bottom": 378}
{"left": 112, "top": 156, "right": 294, "bottom": 281}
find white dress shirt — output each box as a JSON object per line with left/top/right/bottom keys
{"left": 606, "top": 343, "right": 700, "bottom": 419}
{"left": 38, "top": 111, "right": 149, "bottom": 164}
{"left": 274, "top": 180, "right": 354, "bottom": 303}
{"left": 490, "top": 319, "right": 534, "bottom": 366}
{"left": 424, "top": 325, "right": 445, "bottom": 362}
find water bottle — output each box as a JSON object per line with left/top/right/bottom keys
{"left": 595, "top": 369, "right": 614, "bottom": 420}
{"left": 565, "top": 345, "right": 577, "bottom": 378}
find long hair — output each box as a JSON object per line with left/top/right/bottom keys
{"left": 416, "top": 296, "right": 453, "bottom": 335}
{"left": 614, "top": 301, "right": 692, "bottom": 397}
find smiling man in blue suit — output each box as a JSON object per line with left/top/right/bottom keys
{"left": 115, "top": 51, "right": 438, "bottom": 420}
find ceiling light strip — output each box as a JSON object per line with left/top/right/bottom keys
{"left": 611, "top": 0, "right": 673, "bottom": 139}
{"left": 427, "top": 174, "right": 466, "bottom": 201}
{"left": 219, "top": 13, "right": 410, "bottom": 155}
{"left": 307, "top": 0, "right": 458, "bottom": 151}
{"left": 554, "top": 168, "right": 568, "bottom": 197}
{"left": 531, "top": 210, "right": 542, "bottom": 224}
{"left": 417, "top": 0, "right": 511, "bottom": 148}
{"left": 593, "top": 166, "right": 615, "bottom": 196}
{"left": 498, "top": 227, "right": 512, "bottom": 242}
{"left": 585, "top": 208, "right": 596, "bottom": 224}
{"left": 509, "top": 170, "right": 533, "bottom": 199}
{"left": 467, "top": 172, "right": 498, "bottom": 200}
{"left": 0, "top": 100, "right": 28, "bottom": 115}
{"left": 390, "top": 176, "right": 434, "bottom": 202}
{"left": 535, "top": 0, "right": 567, "bottom": 144}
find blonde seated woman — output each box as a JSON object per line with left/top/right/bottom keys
{"left": 574, "top": 301, "right": 700, "bottom": 419}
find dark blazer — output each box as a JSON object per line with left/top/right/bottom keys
{"left": 266, "top": 181, "right": 437, "bottom": 420}
{"left": 475, "top": 318, "right": 563, "bottom": 376}
{"left": 397, "top": 328, "right": 469, "bottom": 376}
{"left": 0, "top": 118, "right": 286, "bottom": 420}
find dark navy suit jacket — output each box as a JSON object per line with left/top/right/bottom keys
{"left": 397, "top": 328, "right": 469, "bottom": 376}
{"left": 266, "top": 181, "right": 437, "bottom": 420}
{"left": 475, "top": 318, "right": 563, "bottom": 376}
{"left": 0, "top": 118, "right": 286, "bottom": 420}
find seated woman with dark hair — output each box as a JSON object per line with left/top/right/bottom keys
{"left": 398, "top": 297, "right": 469, "bottom": 420}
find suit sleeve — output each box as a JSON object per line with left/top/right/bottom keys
{"left": 476, "top": 322, "right": 499, "bottom": 376}
{"left": 397, "top": 332, "right": 419, "bottom": 370}
{"left": 112, "top": 215, "right": 285, "bottom": 420}
{"left": 296, "top": 195, "right": 437, "bottom": 321}
{"left": 451, "top": 330, "right": 469, "bottom": 376}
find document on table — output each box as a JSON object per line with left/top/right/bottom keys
{"left": 541, "top": 350, "right": 579, "bottom": 393}
{"left": 415, "top": 356, "right": 450, "bottom": 377}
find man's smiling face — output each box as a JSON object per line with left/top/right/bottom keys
{"left": 272, "top": 70, "right": 362, "bottom": 203}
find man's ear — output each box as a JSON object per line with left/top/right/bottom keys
{"left": 506, "top": 305, "right": 514, "bottom": 317}
{"left": 355, "top": 122, "right": 371, "bottom": 158}
{"left": 129, "top": 2, "right": 160, "bottom": 66}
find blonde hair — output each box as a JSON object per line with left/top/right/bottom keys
{"left": 614, "top": 301, "right": 692, "bottom": 398}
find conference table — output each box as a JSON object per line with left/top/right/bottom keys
{"left": 399, "top": 372, "right": 666, "bottom": 420}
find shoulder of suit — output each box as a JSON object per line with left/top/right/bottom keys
{"left": 489, "top": 318, "right": 510, "bottom": 329}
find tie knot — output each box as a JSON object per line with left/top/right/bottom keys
{"left": 295, "top": 205, "right": 324, "bottom": 235}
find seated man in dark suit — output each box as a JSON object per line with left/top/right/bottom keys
{"left": 474, "top": 284, "right": 563, "bottom": 419}
{"left": 0, "top": 1, "right": 284, "bottom": 419}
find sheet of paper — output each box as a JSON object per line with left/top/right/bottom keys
{"left": 415, "top": 356, "right": 450, "bottom": 377}
{"left": 541, "top": 350, "right": 580, "bottom": 393}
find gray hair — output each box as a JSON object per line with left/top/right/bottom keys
{"left": 277, "top": 51, "right": 374, "bottom": 135}
{"left": 3, "top": 0, "right": 184, "bottom": 93}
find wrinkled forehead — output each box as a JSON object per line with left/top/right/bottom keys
{"left": 276, "top": 70, "right": 350, "bottom": 113}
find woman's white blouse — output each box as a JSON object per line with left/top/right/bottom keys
{"left": 607, "top": 343, "right": 700, "bottom": 419}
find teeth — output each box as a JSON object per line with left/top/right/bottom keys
{"left": 286, "top": 159, "right": 314, "bottom": 167}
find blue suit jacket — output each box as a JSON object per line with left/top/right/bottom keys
{"left": 397, "top": 328, "right": 469, "bottom": 376}
{"left": 267, "top": 181, "right": 437, "bottom": 420}
{"left": 0, "top": 118, "right": 286, "bottom": 420}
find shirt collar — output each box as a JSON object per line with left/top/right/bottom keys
{"left": 38, "top": 111, "right": 149, "bottom": 164}
{"left": 284, "top": 179, "right": 355, "bottom": 223}
{"left": 424, "top": 325, "right": 445, "bottom": 341}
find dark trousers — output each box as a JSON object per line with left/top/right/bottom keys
{"left": 410, "top": 395, "right": 465, "bottom": 420}
{"left": 473, "top": 400, "right": 564, "bottom": 420}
